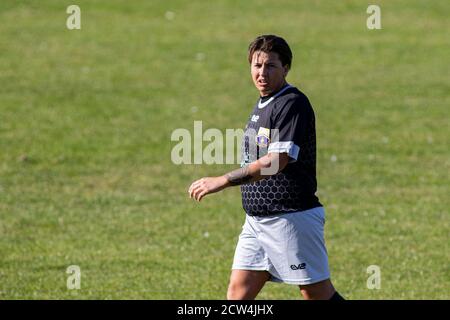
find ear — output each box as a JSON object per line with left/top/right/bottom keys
{"left": 283, "top": 65, "right": 290, "bottom": 77}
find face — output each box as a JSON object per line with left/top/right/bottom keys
{"left": 251, "top": 51, "right": 289, "bottom": 96}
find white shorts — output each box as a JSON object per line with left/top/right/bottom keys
{"left": 232, "top": 206, "right": 330, "bottom": 285}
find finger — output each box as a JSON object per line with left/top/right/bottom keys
{"left": 198, "top": 186, "right": 210, "bottom": 201}
{"left": 188, "top": 181, "right": 199, "bottom": 195}
{"left": 189, "top": 185, "right": 198, "bottom": 198}
{"left": 188, "top": 180, "right": 203, "bottom": 193}
{"left": 190, "top": 185, "right": 202, "bottom": 199}
{"left": 192, "top": 187, "right": 201, "bottom": 200}
{"left": 188, "top": 185, "right": 194, "bottom": 196}
{"left": 193, "top": 186, "right": 205, "bottom": 201}
{"left": 197, "top": 190, "right": 208, "bottom": 202}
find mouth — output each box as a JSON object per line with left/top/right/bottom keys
{"left": 258, "top": 80, "right": 268, "bottom": 86}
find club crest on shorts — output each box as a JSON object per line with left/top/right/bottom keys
{"left": 256, "top": 127, "right": 270, "bottom": 148}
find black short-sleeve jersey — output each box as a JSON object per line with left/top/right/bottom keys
{"left": 240, "top": 84, "right": 322, "bottom": 216}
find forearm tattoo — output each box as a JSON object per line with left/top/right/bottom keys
{"left": 225, "top": 166, "right": 253, "bottom": 186}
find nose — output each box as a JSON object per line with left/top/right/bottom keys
{"left": 260, "top": 64, "right": 268, "bottom": 78}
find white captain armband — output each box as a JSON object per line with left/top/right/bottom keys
{"left": 268, "top": 141, "right": 300, "bottom": 162}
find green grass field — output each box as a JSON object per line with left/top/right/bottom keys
{"left": 0, "top": 0, "right": 449, "bottom": 299}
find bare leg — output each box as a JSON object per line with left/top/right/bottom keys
{"left": 299, "top": 279, "right": 336, "bottom": 300}
{"left": 227, "top": 270, "right": 271, "bottom": 300}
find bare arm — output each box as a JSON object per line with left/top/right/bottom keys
{"left": 188, "top": 153, "right": 290, "bottom": 201}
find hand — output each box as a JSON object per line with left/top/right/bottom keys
{"left": 188, "top": 176, "right": 229, "bottom": 202}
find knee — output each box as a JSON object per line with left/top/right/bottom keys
{"left": 227, "top": 270, "right": 269, "bottom": 300}
{"left": 301, "top": 288, "right": 334, "bottom": 300}
{"left": 300, "top": 279, "right": 335, "bottom": 300}
{"left": 227, "top": 280, "right": 256, "bottom": 300}
{"left": 227, "top": 282, "right": 245, "bottom": 300}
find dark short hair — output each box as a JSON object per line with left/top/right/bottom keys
{"left": 248, "top": 35, "right": 293, "bottom": 69}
